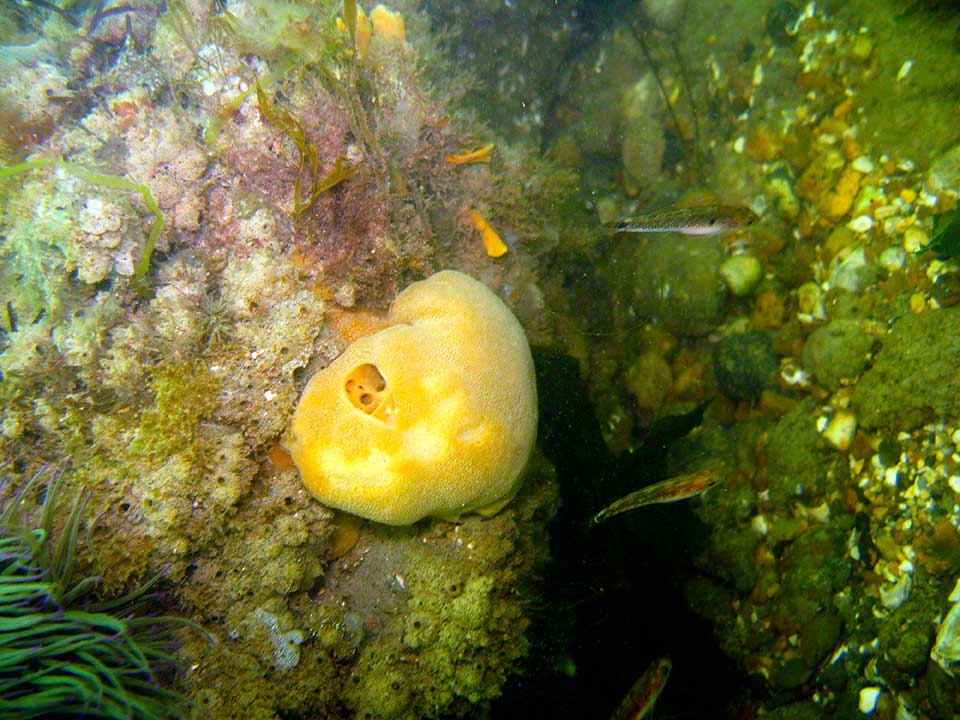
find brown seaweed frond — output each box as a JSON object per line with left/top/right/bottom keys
{"left": 255, "top": 82, "right": 359, "bottom": 217}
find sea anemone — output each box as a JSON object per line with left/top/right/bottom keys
{"left": 0, "top": 466, "right": 196, "bottom": 720}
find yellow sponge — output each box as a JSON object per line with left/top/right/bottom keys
{"left": 284, "top": 271, "right": 537, "bottom": 525}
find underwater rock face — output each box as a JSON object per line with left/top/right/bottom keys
{"left": 764, "top": 397, "right": 850, "bottom": 506}
{"left": 285, "top": 271, "right": 538, "bottom": 525}
{"left": 853, "top": 308, "right": 960, "bottom": 431}
{"left": 713, "top": 329, "right": 779, "bottom": 402}
{"left": 629, "top": 234, "right": 727, "bottom": 336}
{"left": 801, "top": 318, "right": 875, "bottom": 391}
{"left": 926, "top": 143, "right": 960, "bottom": 195}
{"left": 620, "top": 74, "right": 667, "bottom": 193}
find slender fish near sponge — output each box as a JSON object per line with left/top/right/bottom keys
{"left": 591, "top": 467, "right": 719, "bottom": 525}
{"left": 610, "top": 656, "right": 673, "bottom": 720}
{"left": 605, "top": 204, "right": 759, "bottom": 236}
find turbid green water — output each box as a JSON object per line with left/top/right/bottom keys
{"left": 1, "top": 2, "right": 959, "bottom": 718}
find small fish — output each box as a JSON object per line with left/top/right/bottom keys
{"left": 606, "top": 205, "right": 759, "bottom": 236}
{"left": 591, "top": 468, "right": 719, "bottom": 525}
{"left": 610, "top": 656, "right": 672, "bottom": 720}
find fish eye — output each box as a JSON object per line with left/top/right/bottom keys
{"left": 708, "top": 217, "right": 717, "bottom": 225}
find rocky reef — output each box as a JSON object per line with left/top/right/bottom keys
{"left": 0, "top": 2, "right": 586, "bottom": 717}
{"left": 5, "top": 0, "right": 960, "bottom": 718}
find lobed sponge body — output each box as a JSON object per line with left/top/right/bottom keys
{"left": 284, "top": 271, "right": 537, "bottom": 525}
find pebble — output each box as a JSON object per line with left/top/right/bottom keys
{"left": 642, "top": 0, "right": 688, "bottom": 31}
{"left": 858, "top": 686, "right": 881, "bottom": 714}
{"left": 879, "top": 246, "right": 906, "bottom": 272}
{"left": 874, "top": 204, "right": 899, "bottom": 220}
{"left": 909, "top": 292, "right": 927, "bottom": 314}
{"left": 896, "top": 59, "right": 913, "bottom": 82}
{"left": 822, "top": 410, "right": 857, "bottom": 452}
{"left": 828, "top": 247, "right": 874, "bottom": 292}
{"left": 847, "top": 215, "right": 874, "bottom": 233}
{"left": 902, "top": 226, "right": 929, "bottom": 253}
{"left": 797, "top": 281, "right": 826, "bottom": 321}
{"left": 952, "top": 475, "right": 960, "bottom": 494}
{"left": 751, "top": 514, "right": 770, "bottom": 535}
{"left": 852, "top": 156, "right": 875, "bottom": 173}
{"left": 932, "top": 602, "right": 960, "bottom": 672}
{"left": 879, "top": 572, "right": 912, "bottom": 610}
{"left": 719, "top": 255, "right": 763, "bottom": 296}
{"left": 925, "top": 143, "right": 960, "bottom": 195}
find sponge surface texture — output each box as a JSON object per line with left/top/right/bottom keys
{"left": 285, "top": 270, "right": 538, "bottom": 525}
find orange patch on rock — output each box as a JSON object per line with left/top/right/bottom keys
{"left": 328, "top": 307, "right": 390, "bottom": 343}
{"left": 832, "top": 98, "right": 854, "bottom": 119}
{"left": 752, "top": 290, "right": 786, "bottom": 330}
{"left": 370, "top": 4, "right": 406, "bottom": 43}
{"left": 327, "top": 511, "right": 364, "bottom": 560}
{"left": 268, "top": 442, "right": 296, "bottom": 470}
{"left": 819, "top": 166, "right": 863, "bottom": 221}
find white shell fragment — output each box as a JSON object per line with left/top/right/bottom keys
{"left": 879, "top": 573, "right": 912, "bottom": 610}
{"left": 859, "top": 686, "right": 881, "bottom": 714}
{"left": 822, "top": 411, "right": 857, "bottom": 452}
{"left": 932, "top": 600, "right": 960, "bottom": 674}
{"left": 896, "top": 59, "right": 913, "bottom": 81}
{"left": 847, "top": 215, "right": 874, "bottom": 234}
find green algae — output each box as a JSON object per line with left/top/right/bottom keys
{"left": 801, "top": 319, "right": 877, "bottom": 391}
{"left": 131, "top": 362, "right": 218, "bottom": 465}
{"left": 0, "top": 157, "right": 164, "bottom": 289}
{"left": 713, "top": 329, "right": 779, "bottom": 402}
{"left": 853, "top": 308, "right": 960, "bottom": 431}
{"left": 763, "top": 397, "right": 851, "bottom": 505}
